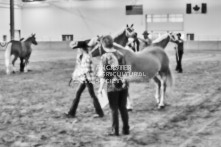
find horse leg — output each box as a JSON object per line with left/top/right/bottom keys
{"left": 5, "top": 55, "right": 12, "bottom": 75}
{"left": 24, "top": 58, "right": 29, "bottom": 73}
{"left": 5, "top": 44, "right": 12, "bottom": 75}
{"left": 126, "top": 91, "right": 133, "bottom": 111}
{"left": 11, "top": 55, "right": 18, "bottom": 73}
{"left": 153, "top": 76, "right": 161, "bottom": 105}
{"left": 20, "top": 58, "right": 25, "bottom": 72}
{"left": 158, "top": 75, "right": 167, "bottom": 109}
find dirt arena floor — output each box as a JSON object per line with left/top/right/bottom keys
{"left": 0, "top": 47, "right": 221, "bottom": 147}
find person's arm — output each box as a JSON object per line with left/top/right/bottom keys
{"left": 138, "top": 37, "right": 146, "bottom": 43}
{"left": 170, "top": 38, "right": 177, "bottom": 44}
{"left": 98, "top": 78, "right": 106, "bottom": 94}
{"left": 97, "top": 55, "right": 106, "bottom": 94}
{"left": 138, "top": 37, "right": 152, "bottom": 46}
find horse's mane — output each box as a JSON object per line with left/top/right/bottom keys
{"left": 112, "top": 27, "right": 126, "bottom": 41}
{"left": 25, "top": 36, "right": 33, "bottom": 42}
{"left": 87, "top": 37, "right": 97, "bottom": 46}
{"left": 152, "top": 33, "right": 169, "bottom": 44}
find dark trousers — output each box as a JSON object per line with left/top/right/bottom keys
{"left": 176, "top": 51, "right": 183, "bottom": 72}
{"left": 68, "top": 80, "right": 104, "bottom": 117}
{"left": 107, "top": 89, "right": 129, "bottom": 134}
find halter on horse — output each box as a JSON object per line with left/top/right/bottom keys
{"left": 94, "top": 35, "right": 173, "bottom": 109}
{"left": 5, "top": 34, "right": 38, "bottom": 74}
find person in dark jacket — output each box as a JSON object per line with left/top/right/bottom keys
{"left": 174, "top": 33, "right": 184, "bottom": 73}
{"left": 98, "top": 35, "right": 130, "bottom": 136}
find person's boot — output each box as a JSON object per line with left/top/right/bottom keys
{"left": 122, "top": 128, "right": 130, "bottom": 135}
{"left": 175, "top": 65, "right": 179, "bottom": 71}
{"left": 63, "top": 112, "right": 75, "bottom": 118}
{"left": 107, "top": 128, "right": 119, "bottom": 136}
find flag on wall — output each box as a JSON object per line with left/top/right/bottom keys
{"left": 186, "top": 3, "right": 207, "bottom": 14}
{"left": 126, "top": 5, "right": 143, "bottom": 15}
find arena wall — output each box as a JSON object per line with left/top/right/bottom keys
{"left": 20, "top": 0, "right": 221, "bottom": 41}
{"left": 31, "top": 41, "right": 221, "bottom": 51}
{"left": 1, "top": 0, "right": 221, "bottom": 42}
{"left": 1, "top": 41, "right": 220, "bottom": 54}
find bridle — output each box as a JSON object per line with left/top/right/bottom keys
{"left": 125, "top": 27, "right": 135, "bottom": 38}
{"left": 168, "top": 33, "right": 176, "bottom": 43}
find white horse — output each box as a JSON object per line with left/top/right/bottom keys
{"left": 95, "top": 36, "right": 174, "bottom": 109}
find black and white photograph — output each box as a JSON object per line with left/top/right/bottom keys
{"left": 0, "top": 0, "right": 221, "bottom": 146}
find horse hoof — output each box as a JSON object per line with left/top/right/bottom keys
{"left": 158, "top": 105, "right": 165, "bottom": 109}
{"left": 127, "top": 108, "right": 133, "bottom": 112}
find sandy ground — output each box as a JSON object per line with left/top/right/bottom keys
{"left": 0, "top": 48, "right": 221, "bottom": 147}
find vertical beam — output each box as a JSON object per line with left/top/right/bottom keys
{"left": 145, "top": 14, "right": 147, "bottom": 31}
{"left": 10, "top": 0, "right": 15, "bottom": 40}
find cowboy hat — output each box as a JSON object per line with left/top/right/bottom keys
{"left": 142, "top": 30, "right": 149, "bottom": 35}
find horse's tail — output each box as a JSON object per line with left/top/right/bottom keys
{"left": 166, "top": 66, "right": 174, "bottom": 88}
{"left": 4, "top": 42, "right": 12, "bottom": 74}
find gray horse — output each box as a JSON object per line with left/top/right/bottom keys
{"left": 5, "top": 34, "right": 37, "bottom": 74}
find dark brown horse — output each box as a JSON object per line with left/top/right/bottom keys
{"left": 5, "top": 34, "right": 37, "bottom": 74}
{"left": 76, "top": 24, "right": 136, "bottom": 57}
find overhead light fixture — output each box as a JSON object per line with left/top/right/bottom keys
{"left": 22, "top": 0, "right": 45, "bottom": 2}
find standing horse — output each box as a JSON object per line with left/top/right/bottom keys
{"left": 5, "top": 34, "right": 38, "bottom": 74}
{"left": 94, "top": 37, "right": 173, "bottom": 109}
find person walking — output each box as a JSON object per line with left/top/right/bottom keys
{"left": 98, "top": 35, "right": 130, "bottom": 136}
{"left": 66, "top": 41, "right": 104, "bottom": 118}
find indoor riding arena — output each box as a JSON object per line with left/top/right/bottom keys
{"left": 0, "top": 0, "right": 221, "bottom": 147}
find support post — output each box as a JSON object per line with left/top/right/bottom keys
{"left": 145, "top": 14, "right": 147, "bottom": 31}
{"left": 10, "top": 0, "right": 15, "bottom": 40}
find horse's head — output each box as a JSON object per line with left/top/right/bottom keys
{"left": 87, "top": 35, "right": 102, "bottom": 48}
{"left": 29, "top": 34, "right": 38, "bottom": 45}
{"left": 88, "top": 35, "right": 106, "bottom": 57}
{"left": 168, "top": 32, "right": 177, "bottom": 42}
{"left": 125, "top": 24, "right": 136, "bottom": 38}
